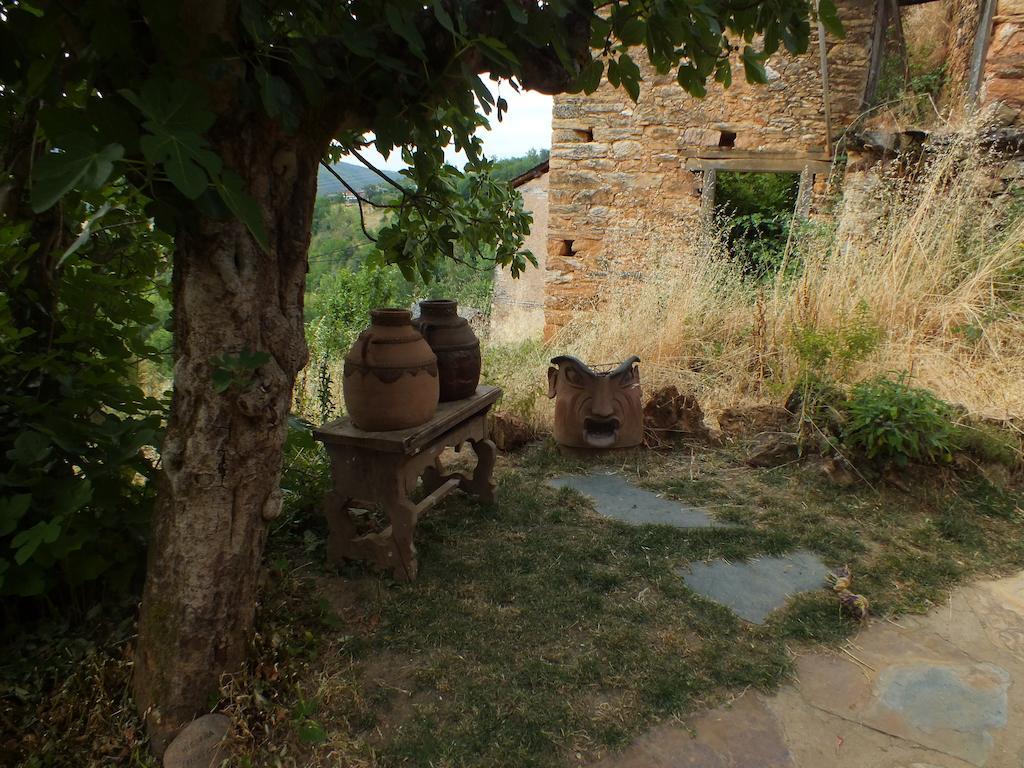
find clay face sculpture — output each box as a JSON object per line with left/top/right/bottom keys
{"left": 547, "top": 355, "right": 642, "bottom": 449}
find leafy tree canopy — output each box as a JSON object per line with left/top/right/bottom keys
{"left": 1, "top": 0, "right": 838, "bottom": 280}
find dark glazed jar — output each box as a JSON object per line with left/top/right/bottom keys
{"left": 343, "top": 308, "right": 439, "bottom": 431}
{"left": 414, "top": 299, "right": 481, "bottom": 401}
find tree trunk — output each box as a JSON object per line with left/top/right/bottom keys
{"left": 132, "top": 124, "right": 318, "bottom": 751}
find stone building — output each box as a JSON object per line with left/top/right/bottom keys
{"left": 489, "top": 161, "right": 549, "bottom": 341}
{"left": 536, "top": 0, "right": 1023, "bottom": 336}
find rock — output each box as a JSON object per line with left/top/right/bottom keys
{"left": 745, "top": 432, "right": 800, "bottom": 468}
{"left": 820, "top": 456, "right": 855, "bottom": 487}
{"left": 718, "top": 404, "right": 794, "bottom": 438}
{"left": 642, "top": 386, "right": 710, "bottom": 441}
{"left": 163, "top": 713, "right": 231, "bottom": 768}
{"left": 490, "top": 412, "right": 534, "bottom": 452}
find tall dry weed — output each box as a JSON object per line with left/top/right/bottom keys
{"left": 491, "top": 125, "right": 1023, "bottom": 429}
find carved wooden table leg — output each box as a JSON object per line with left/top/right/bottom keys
{"left": 386, "top": 494, "right": 419, "bottom": 582}
{"left": 323, "top": 491, "right": 356, "bottom": 566}
{"left": 420, "top": 454, "right": 447, "bottom": 495}
{"left": 465, "top": 438, "right": 497, "bottom": 504}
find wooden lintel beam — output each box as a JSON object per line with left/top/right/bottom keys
{"left": 682, "top": 148, "right": 831, "bottom": 161}
{"left": 684, "top": 157, "right": 833, "bottom": 174}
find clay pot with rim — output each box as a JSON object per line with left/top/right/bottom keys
{"left": 414, "top": 299, "right": 481, "bottom": 401}
{"left": 343, "top": 308, "right": 439, "bottom": 431}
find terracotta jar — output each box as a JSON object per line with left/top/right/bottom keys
{"left": 414, "top": 299, "right": 481, "bottom": 401}
{"left": 343, "top": 308, "right": 439, "bottom": 431}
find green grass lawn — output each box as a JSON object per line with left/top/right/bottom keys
{"left": 230, "top": 441, "right": 1024, "bottom": 767}
{"left": 5, "top": 440, "right": 1023, "bottom": 767}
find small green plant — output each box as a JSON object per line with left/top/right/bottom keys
{"left": 277, "top": 416, "right": 331, "bottom": 532}
{"left": 843, "top": 376, "right": 957, "bottom": 468}
{"left": 788, "top": 302, "right": 882, "bottom": 448}
{"left": 791, "top": 302, "right": 882, "bottom": 379}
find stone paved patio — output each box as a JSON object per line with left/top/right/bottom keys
{"left": 592, "top": 571, "right": 1024, "bottom": 768}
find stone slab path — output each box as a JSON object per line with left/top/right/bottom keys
{"left": 551, "top": 473, "right": 830, "bottom": 624}
{"left": 549, "top": 472, "right": 724, "bottom": 529}
{"left": 679, "top": 551, "right": 832, "bottom": 624}
{"left": 592, "top": 570, "right": 1024, "bottom": 768}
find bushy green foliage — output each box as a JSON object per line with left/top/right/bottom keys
{"left": 844, "top": 376, "right": 957, "bottom": 468}
{"left": 307, "top": 265, "right": 410, "bottom": 364}
{"left": 715, "top": 172, "right": 800, "bottom": 279}
{"left": 0, "top": 210, "right": 168, "bottom": 601}
{"left": 484, "top": 149, "right": 550, "bottom": 184}
{"left": 277, "top": 417, "right": 332, "bottom": 531}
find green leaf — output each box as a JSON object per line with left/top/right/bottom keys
{"left": 140, "top": 133, "right": 215, "bottom": 199}
{"left": 30, "top": 135, "right": 124, "bottom": 212}
{"left": 432, "top": 0, "right": 455, "bottom": 34}
{"left": 7, "top": 430, "right": 51, "bottom": 466}
{"left": 579, "top": 59, "right": 604, "bottom": 94}
{"left": 817, "top": 0, "right": 845, "bottom": 39}
{"left": 12, "top": 521, "right": 57, "bottom": 565}
{"left": 59, "top": 202, "right": 112, "bottom": 267}
{"left": 502, "top": 0, "right": 528, "bottom": 24}
{"left": 385, "top": 4, "right": 425, "bottom": 57}
{"left": 0, "top": 495, "right": 31, "bottom": 538}
{"left": 256, "top": 70, "right": 294, "bottom": 120}
{"left": 216, "top": 171, "right": 270, "bottom": 251}
{"left": 121, "top": 79, "right": 215, "bottom": 135}
{"left": 618, "top": 18, "right": 646, "bottom": 46}
{"left": 741, "top": 46, "right": 768, "bottom": 84}
{"left": 678, "top": 65, "right": 707, "bottom": 97}
{"left": 211, "top": 368, "right": 234, "bottom": 394}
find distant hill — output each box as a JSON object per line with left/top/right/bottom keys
{"left": 317, "top": 161, "right": 404, "bottom": 197}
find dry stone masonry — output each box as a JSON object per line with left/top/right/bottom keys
{"left": 540, "top": 0, "right": 1023, "bottom": 337}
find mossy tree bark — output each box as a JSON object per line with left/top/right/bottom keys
{"left": 132, "top": 123, "right": 320, "bottom": 749}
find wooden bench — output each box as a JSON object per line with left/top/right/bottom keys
{"left": 313, "top": 385, "right": 501, "bottom": 581}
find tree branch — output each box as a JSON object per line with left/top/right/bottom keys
{"left": 318, "top": 162, "right": 378, "bottom": 243}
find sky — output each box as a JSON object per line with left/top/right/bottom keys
{"left": 349, "top": 83, "right": 553, "bottom": 171}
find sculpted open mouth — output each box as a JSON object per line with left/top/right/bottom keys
{"left": 583, "top": 417, "right": 620, "bottom": 448}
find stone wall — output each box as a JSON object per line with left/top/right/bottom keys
{"left": 944, "top": 0, "right": 986, "bottom": 112}
{"left": 544, "top": 0, "right": 877, "bottom": 335}
{"left": 489, "top": 171, "right": 549, "bottom": 341}
{"left": 982, "top": 0, "right": 1024, "bottom": 123}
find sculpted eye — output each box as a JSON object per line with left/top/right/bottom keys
{"left": 564, "top": 366, "right": 584, "bottom": 386}
{"left": 614, "top": 368, "right": 637, "bottom": 386}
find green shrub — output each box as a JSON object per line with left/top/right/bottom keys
{"left": 0, "top": 209, "right": 167, "bottom": 603}
{"left": 276, "top": 417, "right": 332, "bottom": 533}
{"left": 843, "top": 376, "right": 957, "bottom": 468}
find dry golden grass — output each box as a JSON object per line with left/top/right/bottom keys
{"left": 489, "top": 126, "right": 1024, "bottom": 431}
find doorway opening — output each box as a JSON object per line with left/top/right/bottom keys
{"left": 713, "top": 171, "right": 802, "bottom": 280}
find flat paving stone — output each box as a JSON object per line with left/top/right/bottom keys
{"left": 677, "top": 550, "right": 830, "bottom": 624}
{"left": 795, "top": 623, "right": 1017, "bottom": 766}
{"left": 594, "top": 570, "right": 1024, "bottom": 768}
{"left": 591, "top": 692, "right": 794, "bottom": 768}
{"left": 548, "top": 472, "right": 721, "bottom": 528}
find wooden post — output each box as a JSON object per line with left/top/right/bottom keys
{"left": 968, "top": 0, "right": 997, "bottom": 105}
{"left": 863, "top": 0, "right": 890, "bottom": 110}
{"left": 700, "top": 169, "right": 717, "bottom": 221}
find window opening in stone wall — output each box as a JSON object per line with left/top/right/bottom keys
{"left": 573, "top": 127, "right": 594, "bottom": 142}
{"left": 713, "top": 171, "right": 801, "bottom": 282}
{"left": 557, "top": 239, "right": 577, "bottom": 260}
{"left": 870, "top": 0, "right": 950, "bottom": 127}
{"left": 718, "top": 130, "right": 737, "bottom": 148}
